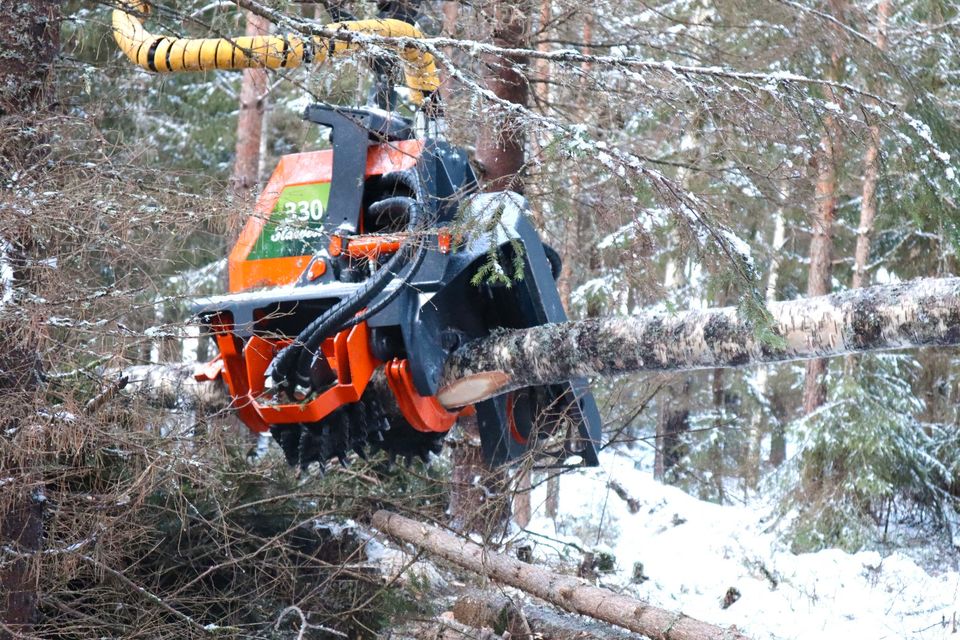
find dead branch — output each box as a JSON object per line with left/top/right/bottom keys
{"left": 371, "top": 510, "right": 749, "bottom": 640}
{"left": 607, "top": 481, "right": 641, "bottom": 514}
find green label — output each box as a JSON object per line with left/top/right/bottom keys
{"left": 248, "top": 182, "right": 331, "bottom": 260}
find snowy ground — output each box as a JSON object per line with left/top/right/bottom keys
{"left": 522, "top": 449, "right": 960, "bottom": 640}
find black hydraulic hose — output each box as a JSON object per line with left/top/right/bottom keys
{"left": 340, "top": 227, "right": 428, "bottom": 329}
{"left": 270, "top": 244, "right": 411, "bottom": 390}
{"left": 290, "top": 197, "right": 425, "bottom": 377}
{"left": 271, "top": 197, "right": 426, "bottom": 393}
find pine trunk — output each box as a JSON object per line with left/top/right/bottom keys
{"left": 450, "top": 0, "right": 532, "bottom": 532}
{"left": 851, "top": 0, "right": 891, "bottom": 290}
{"left": 801, "top": 131, "right": 838, "bottom": 413}
{"left": 475, "top": 0, "right": 530, "bottom": 192}
{"left": 801, "top": 4, "right": 846, "bottom": 414}
{"left": 229, "top": 11, "right": 270, "bottom": 199}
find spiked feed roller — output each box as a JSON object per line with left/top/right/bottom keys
{"left": 113, "top": 1, "right": 602, "bottom": 470}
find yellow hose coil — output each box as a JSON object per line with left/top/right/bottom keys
{"left": 112, "top": 1, "right": 440, "bottom": 103}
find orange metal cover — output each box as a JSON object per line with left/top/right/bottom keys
{"left": 228, "top": 139, "right": 424, "bottom": 292}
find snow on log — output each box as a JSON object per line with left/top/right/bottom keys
{"left": 114, "top": 278, "right": 960, "bottom": 414}
{"left": 437, "top": 277, "right": 960, "bottom": 407}
{"left": 371, "top": 509, "right": 749, "bottom": 640}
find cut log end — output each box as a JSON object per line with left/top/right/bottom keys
{"left": 437, "top": 371, "right": 512, "bottom": 408}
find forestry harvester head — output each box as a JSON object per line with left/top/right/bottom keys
{"left": 113, "top": 1, "right": 602, "bottom": 469}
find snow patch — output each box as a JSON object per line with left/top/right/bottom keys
{"left": 525, "top": 451, "right": 960, "bottom": 640}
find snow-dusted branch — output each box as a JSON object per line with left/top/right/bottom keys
{"left": 230, "top": 0, "right": 894, "bottom": 106}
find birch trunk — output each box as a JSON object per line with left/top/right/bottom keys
{"left": 372, "top": 510, "right": 748, "bottom": 640}
{"left": 437, "top": 277, "right": 960, "bottom": 408}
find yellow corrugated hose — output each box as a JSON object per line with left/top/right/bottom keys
{"left": 112, "top": 1, "right": 440, "bottom": 103}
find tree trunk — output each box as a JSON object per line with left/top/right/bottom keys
{"left": 512, "top": 467, "right": 532, "bottom": 528}
{"left": 545, "top": 471, "right": 559, "bottom": 521}
{"left": 453, "top": 592, "right": 639, "bottom": 640}
{"left": 372, "top": 510, "right": 748, "bottom": 640}
{"left": 0, "top": 0, "right": 60, "bottom": 116}
{"left": 556, "top": 13, "right": 593, "bottom": 309}
{"left": 126, "top": 278, "right": 960, "bottom": 415}
{"left": 229, "top": 11, "right": 270, "bottom": 200}
{"left": 0, "top": 493, "right": 43, "bottom": 640}
{"left": 654, "top": 380, "right": 690, "bottom": 481}
{"left": 851, "top": 0, "right": 891, "bottom": 290}
{"left": 801, "top": 2, "right": 846, "bottom": 414}
{"left": 748, "top": 212, "right": 786, "bottom": 483}
{"left": 450, "top": 0, "right": 532, "bottom": 533}
{"left": 475, "top": 0, "right": 530, "bottom": 192}
{"left": 437, "top": 277, "right": 960, "bottom": 407}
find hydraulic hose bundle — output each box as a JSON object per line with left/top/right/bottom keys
{"left": 112, "top": 0, "right": 440, "bottom": 103}
{"left": 269, "top": 197, "right": 429, "bottom": 399}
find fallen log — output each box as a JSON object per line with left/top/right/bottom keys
{"left": 452, "top": 592, "right": 638, "bottom": 640}
{"left": 389, "top": 614, "right": 508, "bottom": 640}
{"left": 371, "top": 510, "right": 749, "bottom": 640}
{"left": 437, "top": 277, "right": 960, "bottom": 406}
{"left": 116, "top": 278, "right": 960, "bottom": 413}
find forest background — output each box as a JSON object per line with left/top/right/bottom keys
{"left": 2, "top": 0, "right": 960, "bottom": 637}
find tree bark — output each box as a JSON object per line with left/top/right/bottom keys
{"left": 452, "top": 592, "right": 641, "bottom": 639}
{"left": 0, "top": 494, "right": 43, "bottom": 640}
{"left": 437, "top": 277, "right": 960, "bottom": 407}
{"left": 475, "top": 0, "right": 530, "bottom": 192}
{"left": 654, "top": 381, "right": 690, "bottom": 481}
{"left": 126, "top": 278, "right": 960, "bottom": 415}
{"left": 372, "top": 510, "right": 749, "bottom": 640}
{"left": 512, "top": 467, "right": 532, "bottom": 528}
{"left": 229, "top": 11, "right": 270, "bottom": 198}
{"left": 0, "top": 3, "right": 61, "bottom": 636}
{"left": 802, "top": 0, "right": 847, "bottom": 414}
{"left": 851, "top": 0, "right": 892, "bottom": 290}
{"left": 0, "top": 0, "right": 60, "bottom": 116}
